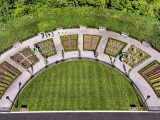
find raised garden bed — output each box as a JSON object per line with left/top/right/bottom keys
{"left": 60, "top": 34, "right": 78, "bottom": 52}
{"left": 11, "top": 47, "right": 39, "bottom": 69}
{"left": 0, "top": 61, "right": 21, "bottom": 99}
{"left": 35, "top": 39, "right": 57, "bottom": 58}
{"left": 139, "top": 61, "right": 160, "bottom": 97}
{"left": 83, "top": 34, "right": 101, "bottom": 51}
{"left": 123, "top": 45, "right": 150, "bottom": 68}
{"left": 104, "top": 38, "right": 127, "bottom": 57}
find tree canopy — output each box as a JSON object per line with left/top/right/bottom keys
{"left": 0, "top": 0, "right": 160, "bottom": 22}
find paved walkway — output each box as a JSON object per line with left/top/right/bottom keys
{"left": 0, "top": 28, "right": 160, "bottom": 111}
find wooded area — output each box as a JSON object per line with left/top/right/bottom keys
{"left": 0, "top": 0, "right": 160, "bottom": 22}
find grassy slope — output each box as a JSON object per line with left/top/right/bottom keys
{"left": 14, "top": 60, "right": 144, "bottom": 111}
{"left": 0, "top": 7, "right": 160, "bottom": 54}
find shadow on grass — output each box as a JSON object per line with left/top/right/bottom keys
{"left": 130, "top": 82, "right": 147, "bottom": 111}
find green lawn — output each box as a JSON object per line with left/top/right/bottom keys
{"left": 13, "top": 60, "right": 144, "bottom": 111}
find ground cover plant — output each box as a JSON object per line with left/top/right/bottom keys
{"left": 83, "top": 34, "right": 101, "bottom": 51}
{"left": 104, "top": 38, "right": 127, "bottom": 57}
{"left": 139, "top": 61, "right": 160, "bottom": 97}
{"left": 123, "top": 45, "right": 150, "bottom": 68}
{"left": 60, "top": 34, "right": 78, "bottom": 52}
{"left": 11, "top": 47, "right": 39, "bottom": 69}
{"left": 0, "top": 61, "right": 21, "bottom": 99}
{"left": 35, "top": 39, "right": 57, "bottom": 58}
{"left": 13, "top": 60, "right": 144, "bottom": 111}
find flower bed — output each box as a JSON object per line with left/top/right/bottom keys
{"left": 104, "top": 38, "right": 127, "bottom": 57}
{"left": 139, "top": 60, "right": 160, "bottom": 97}
{"left": 83, "top": 34, "right": 101, "bottom": 51}
{"left": 123, "top": 45, "right": 150, "bottom": 68}
{"left": 60, "top": 34, "right": 78, "bottom": 52}
{"left": 35, "top": 39, "right": 57, "bottom": 58}
{"left": 0, "top": 62, "right": 21, "bottom": 99}
{"left": 11, "top": 47, "right": 39, "bottom": 69}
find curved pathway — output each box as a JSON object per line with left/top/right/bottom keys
{"left": 0, "top": 28, "right": 160, "bottom": 111}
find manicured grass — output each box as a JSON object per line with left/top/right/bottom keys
{"left": 104, "top": 38, "right": 127, "bottom": 57}
{"left": 83, "top": 34, "right": 101, "bottom": 51}
{"left": 35, "top": 39, "right": 57, "bottom": 58}
{"left": 123, "top": 46, "right": 150, "bottom": 68}
{"left": 60, "top": 34, "right": 78, "bottom": 52}
{"left": 13, "top": 60, "right": 144, "bottom": 111}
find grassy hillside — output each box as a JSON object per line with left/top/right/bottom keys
{"left": 0, "top": 7, "right": 160, "bottom": 53}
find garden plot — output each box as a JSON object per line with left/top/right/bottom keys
{"left": 11, "top": 47, "right": 39, "bottom": 69}
{"left": 104, "top": 38, "right": 127, "bottom": 57}
{"left": 35, "top": 39, "right": 56, "bottom": 57}
{"left": 83, "top": 34, "right": 101, "bottom": 51}
{"left": 139, "top": 61, "right": 160, "bottom": 97}
{"left": 60, "top": 34, "right": 78, "bottom": 51}
{"left": 0, "top": 62, "right": 21, "bottom": 99}
{"left": 123, "top": 45, "right": 150, "bottom": 68}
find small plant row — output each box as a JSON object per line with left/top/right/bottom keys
{"left": 139, "top": 61, "right": 160, "bottom": 97}
{"left": 11, "top": 47, "right": 39, "bottom": 69}
{"left": 35, "top": 39, "right": 57, "bottom": 58}
{"left": 123, "top": 46, "right": 150, "bottom": 68}
{"left": 0, "top": 62, "right": 21, "bottom": 99}
{"left": 104, "top": 38, "right": 127, "bottom": 57}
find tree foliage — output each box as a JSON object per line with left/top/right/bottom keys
{"left": 0, "top": 0, "right": 159, "bottom": 22}
{"left": 110, "top": 0, "right": 160, "bottom": 20}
